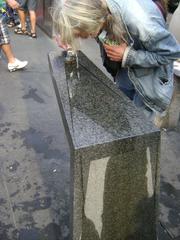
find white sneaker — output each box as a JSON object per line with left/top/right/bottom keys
{"left": 8, "top": 58, "right": 28, "bottom": 72}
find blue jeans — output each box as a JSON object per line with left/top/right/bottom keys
{"left": 115, "top": 69, "right": 145, "bottom": 106}
{"left": 115, "top": 68, "right": 154, "bottom": 118}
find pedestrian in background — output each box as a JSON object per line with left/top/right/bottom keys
{"left": 52, "top": 0, "right": 180, "bottom": 125}
{"left": 6, "top": 3, "right": 17, "bottom": 27}
{"left": 14, "top": 0, "right": 37, "bottom": 38}
{"left": 0, "top": 0, "right": 28, "bottom": 71}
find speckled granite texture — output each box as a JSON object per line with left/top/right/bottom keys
{"left": 49, "top": 51, "right": 160, "bottom": 240}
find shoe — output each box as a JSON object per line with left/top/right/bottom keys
{"left": 7, "top": 21, "right": 16, "bottom": 28}
{"left": 8, "top": 58, "right": 28, "bottom": 72}
{"left": 14, "top": 27, "right": 29, "bottom": 35}
{"left": 29, "top": 32, "right": 37, "bottom": 38}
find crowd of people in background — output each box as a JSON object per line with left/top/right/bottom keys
{"left": 0, "top": 0, "right": 37, "bottom": 72}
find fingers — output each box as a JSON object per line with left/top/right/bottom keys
{"left": 103, "top": 43, "right": 127, "bottom": 52}
{"left": 104, "top": 45, "right": 121, "bottom": 61}
{"left": 55, "top": 35, "right": 70, "bottom": 50}
{"left": 109, "top": 56, "right": 122, "bottom": 62}
{"left": 106, "top": 52, "right": 120, "bottom": 59}
{"left": 104, "top": 42, "right": 127, "bottom": 48}
{"left": 103, "top": 43, "right": 127, "bottom": 61}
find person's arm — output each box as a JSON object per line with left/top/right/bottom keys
{"left": 105, "top": 0, "right": 180, "bottom": 68}
{"left": 122, "top": 1, "right": 180, "bottom": 68}
{"left": 6, "top": 0, "right": 19, "bottom": 9}
{"left": 103, "top": 43, "right": 127, "bottom": 62}
{"left": 122, "top": 31, "right": 180, "bottom": 68}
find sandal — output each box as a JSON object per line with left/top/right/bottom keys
{"left": 7, "top": 21, "right": 16, "bottom": 28}
{"left": 14, "top": 27, "right": 29, "bottom": 35}
{"left": 29, "top": 32, "right": 37, "bottom": 38}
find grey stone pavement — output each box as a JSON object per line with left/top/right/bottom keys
{"left": 0, "top": 27, "right": 180, "bottom": 240}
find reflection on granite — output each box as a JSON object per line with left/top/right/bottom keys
{"left": 49, "top": 51, "right": 158, "bottom": 149}
{"left": 49, "top": 51, "right": 161, "bottom": 239}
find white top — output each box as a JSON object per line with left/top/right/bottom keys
{"left": 173, "top": 60, "right": 180, "bottom": 77}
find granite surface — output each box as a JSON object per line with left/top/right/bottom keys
{"left": 83, "top": 147, "right": 158, "bottom": 237}
{"left": 49, "top": 51, "right": 158, "bottom": 150}
{"left": 48, "top": 50, "right": 160, "bottom": 240}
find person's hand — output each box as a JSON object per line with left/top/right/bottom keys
{"left": 6, "top": 0, "right": 20, "bottom": 9}
{"left": 55, "top": 35, "right": 71, "bottom": 50}
{"left": 103, "top": 42, "right": 128, "bottom": 62}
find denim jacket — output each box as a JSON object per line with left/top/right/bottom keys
{"left": 106, "top": 0, "right": 180, "bottom": 113}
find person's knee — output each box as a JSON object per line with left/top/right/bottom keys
{"left": 29, "top": 10, "right": 36, "bottom": 19}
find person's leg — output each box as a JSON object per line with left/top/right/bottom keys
{"left": 1, "top": 44, "right": 16, "bottom": 63}
{"left": 0, "top": 18, "right": 28, "bottom": 71}
{"left": 17, "top": 8, "right": 26, "bottom": 29}
{"left": 0, "top": 17, "right": 14, "bottom": 62}
{"left": 6, "top": 4, "right": 15, "bottom": 26}
{"left": 115, "top": 68, "right": 155, "bottom": 119}
{"left": 14, "top": 0, "right": 29, "bottom": 34}
{"left": 29, "top": 10, "right": 36, "bottom": 34}
{"left": 28, "top": 0, "right": 37, "bottom": 37}
{"left": 1, "top": 43, "right": 28, "bottom": 71}
{"left": 115, "top": 69, "right": 136, "bottom": 100}
{"left": 14, "top": 8, "right": 29, "bottom": 34}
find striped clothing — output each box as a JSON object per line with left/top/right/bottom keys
{"left": 0, "top": 16, "right": 10, "bottom": 45}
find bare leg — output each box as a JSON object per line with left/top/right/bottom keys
{"left": 1, "top": 44, "right": 28, "bottom": 71}
{"left": 1, "top": 44, "right": 16, "bottom": 63}
{"left": 29, "top": 10, "right": 36, "bottom": 33}
{"left": 17, "top": 9, "right": 26, "bottom": 29}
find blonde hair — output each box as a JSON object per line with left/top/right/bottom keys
{"left": 52, "top": 0, "right": 124, "bottom": 50}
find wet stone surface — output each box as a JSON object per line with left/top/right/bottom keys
{"left": 49, "top": 51, "right": 158, "bottom": 149}
{"left": 49, "top": 51, "right": 160, "bottom": 240}
{"left": 0, "top": 34, "right": 71, "bottom": 239}
{"left": 0, "top": 24, "right": 178, "bottom": 240}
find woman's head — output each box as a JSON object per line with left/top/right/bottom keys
{"left": 52, "top": 0, "right": 108, "bottom": 49}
